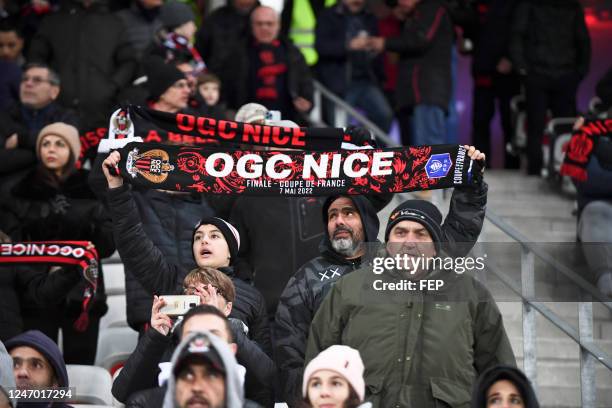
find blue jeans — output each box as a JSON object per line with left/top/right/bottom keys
{"left": 411, "top": 104, "right": 447, "bottom": 146}
{"left": 345, "top": 81, "right": 394, "bottom": 132}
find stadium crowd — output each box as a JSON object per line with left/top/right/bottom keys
{"left": 0, "top": 0, "right": 611, "bottom": 407}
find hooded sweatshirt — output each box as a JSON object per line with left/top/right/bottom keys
{"left": 0, "top": 341, "right": 17, "bottom": 408}
{"left": 162, "top": 331, "right": 244, "bottom": 408}
{"left": 4, "top": 330, "right": 71, "bottom": 408}
{"left": 471, "top": 365, "right": 539, "bottom": 408}
{"left": 274, "top": 195, "right": 380, "bottom": 403}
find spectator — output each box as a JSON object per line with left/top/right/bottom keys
{"left": 148, "top": 1, "right": 205, "bottom": 74}
{"left": 224, "top": 6, "right": 314, "bottom": 123}
{"left": 300, "top": 345, "right": 366, "bottom": 408}
{"left": 102, "top": 151, "right": 270, "bottom": 355}
{"left": 469, "top": 0, "right": 520, "bottom": 169}
{"left": 0, "top": 19, "right": 24, "bottom": 65}
{"left": 509, "top": 0, "right": 591, "bottom": 175}
{"left": 162, "top": 331, "right": 245, "bottom": 408}
{"left": 573, "top": 117, "right": 612, "bottom": 297}
{"left": 1, "top": 341, "right": 16, "bottom": 408}
{"left": 5, "top": 330, "right": 71, "bottom": 408}
{"left": 0, "top": 123, "right": 114, "bottom": 364}
{"left": 471, "top": 365, "right": 539, "bottom": 408}
{"left": 315, "top": 0, "right": 393, "bottom": 132}
{"left": 306, "top": 149, "right": 516, "bottom": 407}
{"left": 370, "top": 0, "right": 453, "bottom": 147}
{"left": 28, "top": 0, "right": 138, "bottom": 129}
{"left": 192, "top": 72, "right": 227, "bottom": 119}
{"left": 146, "top": 57, "right": 191, "bottom": 113}
{"left": 0, "top": 63, "right": 78, "bottom": 178}
{"left": 194, "top": 0, "right": 257, "bottom": 94}
{"left": 114, "top": 305, "right": 272, "bottom": 407}
{"left": 115, "top": 0, "right": 164, "bottom": 61}
{"left": 274, "top": 195, "right": 379, "bottom": 404}
{"left": 180, "top": 267, "right": 237, "bottom": 317}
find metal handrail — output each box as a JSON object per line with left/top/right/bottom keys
{"left": 311, "top": 80, "right": 398, "bottom": 147}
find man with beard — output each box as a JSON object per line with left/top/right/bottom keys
{"left": 275, "top": 195, "right": 378, "bottom": 404}
{"left": 275, "top": 145, "right": 490, "bottom": 404}
{"left": 5, "top": 330, "right": 71, "bottom": 408}
{"left": 305, "top": 148, "right": 517, "bottom": 407}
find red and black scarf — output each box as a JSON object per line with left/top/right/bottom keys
{"left": 560, "top": 118, "right": 612, "bottom": 181}
{"left": 0, "top": 241, "right": 99, "bottom": 332}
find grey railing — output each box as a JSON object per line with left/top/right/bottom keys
{"left": 478, "top": 211, "right": 612, "bottom": 408}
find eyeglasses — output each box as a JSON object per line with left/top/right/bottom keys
{"left": 21, "top": 75, "right": 53, "bottom": 85}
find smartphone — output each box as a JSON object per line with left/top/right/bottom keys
{"left": 159, "top": 295, "right": 200, "bottom": 316}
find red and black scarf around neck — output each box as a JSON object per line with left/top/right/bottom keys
{"left": 0, "top": 241, "right": 99, "bottom": 332}
{"left": 560, "top": 118, "right": 612, "bottom": 181}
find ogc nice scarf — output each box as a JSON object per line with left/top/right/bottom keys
{"left": 560, "top": 118, "right": 612, "bottom": 181}
{"left": 114, "top": 105, "right": 344, "bottom": 150}
{"left": 114, "top": 142, "right": 479, "bottom": 196}
{"left": 0, "top": 241, "right": 99, "bottom": 332}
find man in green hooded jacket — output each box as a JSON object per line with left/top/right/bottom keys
{"left": 306, "top": 187, "right": 515, "bottom": 408}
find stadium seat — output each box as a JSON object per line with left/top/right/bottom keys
{"left": 94, "top": 326, "right": 138, "bottom": 371}
{"left": 66, "top": 365, "right": 113, "bottom": 405}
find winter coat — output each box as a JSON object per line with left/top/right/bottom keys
{"left": 112, "top": 319, "right": 274, "bottom": 406}
{"left": 106, "top": 184, "right": 271, "bottom": 354}
{"left": 305, "top": 264, "right": 516, "bottom": 408}
{"left": 0, "top": 265, "right": 81, "bottom": 342}
{"left": 222, "top": 38, "right": 314, "bottom": 111}
{"left": 0, "top": 169, "right": 114, "bottom": 318}
{"left": 274, "top": 195, "right": 380, "bottom": 403}
{"left": 509, "top": 0, "right": 591, "bottom": 79}
{"left": 384, "top": 0, "right": 453, "bottom": 111}
{"left": 275, "top": 183, "right": 488, "bottom": 404}
{"left": 28, "top": 0, "right": 138, "bottom": 128}
{"left": 229, "top": 196, "right": 327, "bottom": 315}
{"left": 314, "top": 4, "right": 385, "bottom": 97}
{"left": 122, "top": 188, "right": 215, "bottom": 332}
{"left": 0, "top": 101, "right": 78, "bottom": 176}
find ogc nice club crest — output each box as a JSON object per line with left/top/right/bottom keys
{"left": 126, "top": 148, "right": 175, "bottom": 184}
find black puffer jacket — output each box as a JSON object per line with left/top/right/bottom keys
{"left": 0, "top": 169, "right": 115, "bottom": 317}
{"left": 509, "top": 0, "right": 590, "bottom": 79}
{"left": 0, "top": 102, "right": 78, "bottom": 176}
{"left": 274, "top": 195, "right": 380, "bottom": 404}
{"left": 123, "top": 188, "right": 215, "bottom": 332}
{"left": 28, "top": 0, "right": 138, "bottom": 128}
{"left": 0, "top": 264, "right": 81, "bottom": 342}
{"left": 107, "top": 184, "right": 271, "bottom": 354}
{"left": 112, "top": 319, "right": 274, "bottom": 406}
{"left": 384, "top": 0, "right": 453, "bottom": 111}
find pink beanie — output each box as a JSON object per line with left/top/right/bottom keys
{"left": 302, "top": 345, "right": 365, "bottom": 402}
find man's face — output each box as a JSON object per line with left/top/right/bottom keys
{"left": 159, "top": 78, "right": 191, "bottom": 112}
{"left": 251, "top": 7, "right": 280, "bottom": 44}
{"left": 10, "top": 346, "right": 57, "bottom": 390}
{"left": 181, "top": 314, "right": 232, "bottom": 344}
{"left": 19, "top": 67, "right": 60, "bottom": 109}
{"left": 175, "top": 360, "right": 226, "bottom": 408}
{"left": 327, "top": 197, "right": 364, "bottom": 258}
{"left": 342, "top": 0, "right": 365, "bottom": 14}
{"left": 386, "top": 220, "right": 436, "bottom": 276}
{"left": 0, "top": 30, "right": 23, "bottom": 61}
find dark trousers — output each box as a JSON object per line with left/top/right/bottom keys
{"left": 23, "top": 307, "right": 100, "bottom": 364}
{"left": 525, "top": 72, "right": 579, "bottom": 175}
{"left": 472, "top": 72, "right": 521, "bottom": 168}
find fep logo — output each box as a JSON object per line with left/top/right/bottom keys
{"left": 425, "top": 153, "right": 453, "bottom": 179}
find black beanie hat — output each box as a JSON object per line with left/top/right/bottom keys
{"left": 471, "top": 365, "right": 540, "bottom": 408}
{"left": 145, "top": 56, "right": 186, "bottom": 102}
{"left": 385, "top": 200, "right": 443, "bottom": 245}
{"left": 192, "top": 217, "right": 241, "bottom": 264}
{"left": 160, "top": 1, "right": 195, "bottom": 30}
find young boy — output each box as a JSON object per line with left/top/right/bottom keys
{"left": 193, "top": 72, "right": 227, "bottom": 119}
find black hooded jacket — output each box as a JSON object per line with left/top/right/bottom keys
{"left": 471, "top": 365, "right": 540, "bottom": 408}
{"left": 274, "top": 195, "right": 380, "bottom": 403}
{"left": 106, "top": 184, "right": 270, "bottom": 354}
